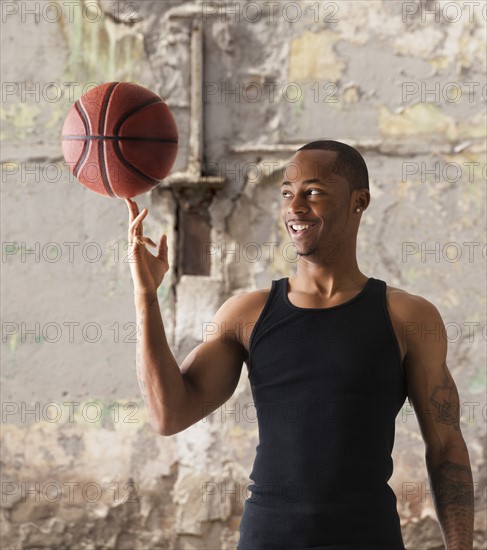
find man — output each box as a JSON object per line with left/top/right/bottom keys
{"left": 125, "top": 140, "right": 474, "bottom": 549}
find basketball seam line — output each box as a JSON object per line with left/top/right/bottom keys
{"left": 73, "top": 101, "right": 91, "bottom": 178}
{"left": 112, "top": 139, "right": 161, "bottom": 187}
{"left": 99, "top": 83, "right": 119, "bottom": 198}
{"left": 62, "top": 136, "right": 178, "bottom": 143}
{"left": 113, "top": 96, "right": 163, "bottom": 136}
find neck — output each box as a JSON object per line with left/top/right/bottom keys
{"left": 292, "top": 251, "right": 367, "bottom": 297}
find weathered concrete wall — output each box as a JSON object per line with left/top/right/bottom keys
{"left": 1, "top": 0, "right": 485, "bottom": 548}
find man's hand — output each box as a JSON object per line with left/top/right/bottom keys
{"left": 125, "top": 198, "right": 169, "bottom": 296}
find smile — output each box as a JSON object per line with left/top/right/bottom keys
{"left": 290, "top": 224, "right": 315, "bottom": 234}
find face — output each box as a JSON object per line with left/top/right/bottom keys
{"left": 280, "top": 149, "right": 359, "bottom": 260}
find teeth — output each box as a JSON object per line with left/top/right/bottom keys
{"left": 292, "top": 224, "right": 311, "bottom": 231}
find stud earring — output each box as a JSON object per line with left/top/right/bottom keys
{"left": 356, "top": 208, "right": 361, "bottom": 212}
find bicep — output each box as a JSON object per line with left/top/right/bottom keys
{"left": 180, "top": 338, "right": 244, "bottom": 418}
{"left": 403, "top": 297, "right": 463, "bottom": 455}
{"left": 178, "top": 296, "right": 246, "bottom": 426}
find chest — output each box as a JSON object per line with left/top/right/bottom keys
{"left": 240, "top": 287, "right": 407, "bottom": 366}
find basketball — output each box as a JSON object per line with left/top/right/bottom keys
{"left": 61, "top": 82, "right": 179, "bottom": 199}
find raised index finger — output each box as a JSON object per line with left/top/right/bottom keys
{"left": 125, "top": 198, "right": 141, "bottom": 220}
{"left": 125, "top": 198, "right": 135, "bottom": 220}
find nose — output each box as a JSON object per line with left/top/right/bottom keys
{"left": 288, "top": 194, "right": 308, "bottom": 215}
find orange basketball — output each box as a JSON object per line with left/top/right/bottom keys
{"left": 61, "top": 82, "right": 179, "bottom": 198}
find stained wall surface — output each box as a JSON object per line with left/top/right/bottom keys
{"left": 1, "top": 1, "right": 486, "bottom": 548}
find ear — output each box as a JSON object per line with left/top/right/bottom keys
{"left": 353, "top": 189, "right": 370, "bottom": 210}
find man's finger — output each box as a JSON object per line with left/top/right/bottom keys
{"left": 138, "top": 236, "right": 157, "bottom": 247}
{"left": 129, "top": 209, "right": 147, "bottom": 233}
{"left": 125, "top": 199, "right": 134, "bottom": 222}
{"left": 158, "top": 234, "right": 168, "bottom": 261}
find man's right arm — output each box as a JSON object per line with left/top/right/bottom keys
{"left": 134, "top": 290, "right": 247, "bottom": 436}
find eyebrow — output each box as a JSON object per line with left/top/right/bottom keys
{"left": 280, "top": 178, "right": 331, "bottom": 188}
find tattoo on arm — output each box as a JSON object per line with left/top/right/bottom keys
{"left": 430, "top": 460, "right": 474, "bottom": 548}
{"left": 429, "top": 362, "right": 460, "bottom": 432}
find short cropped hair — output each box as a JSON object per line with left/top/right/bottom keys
{"left": 297, "top": 140, "right": 369, "bottom": 194}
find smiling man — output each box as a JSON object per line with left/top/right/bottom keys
{"left": 126, "top": 140, "right": 474, "bottom": 549}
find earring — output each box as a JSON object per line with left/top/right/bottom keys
{"left": 356, "top": 208, "right": 361, "bottom": 212}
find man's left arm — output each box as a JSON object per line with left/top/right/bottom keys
{"left": 402, "top": 295, "right": 474, "bottom": 550}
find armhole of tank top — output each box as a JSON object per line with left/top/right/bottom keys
{"left": 380, "top": 280, "right": 404, "bottom": 373}
{"left": 246, "top": 279, "right": 278, "bottom": 377}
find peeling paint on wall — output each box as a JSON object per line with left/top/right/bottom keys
{"left": 289, "top": 31, "right": 345, "bottom": 82}
{"left": 1, "top": 0, "right": 485, "bottom": 548}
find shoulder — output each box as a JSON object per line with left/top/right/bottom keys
{"left": 385, "top": 284, "right": 447, "bottom": 363}
{"left": 210, "top": 286, "right": 273, "bottom": 329}
{"left": 220, "top": 287, "right": 272, "bottom": 319}
{"left": 213, "top": 287, "right": 272, "bottom": 357}
{"left": 385, "top": 283, "right": 445, "bottom": 325}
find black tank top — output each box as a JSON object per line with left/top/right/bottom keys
{"left": 237, "top": 276, "right": 407, "bottom": 550}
